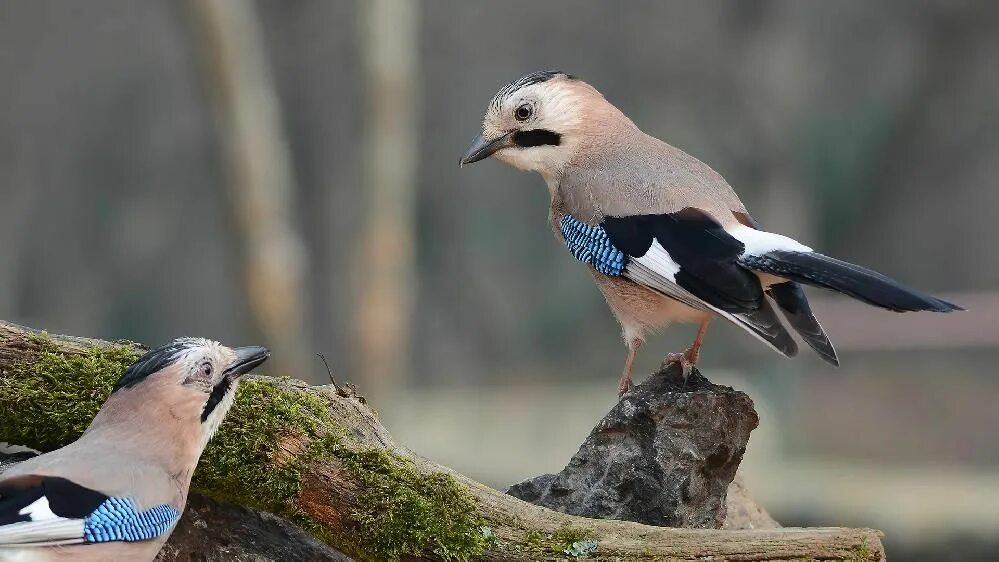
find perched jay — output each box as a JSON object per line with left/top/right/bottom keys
{"left": 460, "top": 70, "right": 960, "bottom": 396}
{"left": 0, "top": 338, "right": 269, "bottom": 561}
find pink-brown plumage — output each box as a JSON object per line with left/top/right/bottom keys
{"left": 462, "top": 70, "right": 960, "bottom": 395}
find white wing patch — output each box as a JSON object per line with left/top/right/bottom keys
{"left": 625, "top": 241, "right": 707, "bottom": 310}
{"left": 621, "top": 238, "right": 795, "bottom": 357}
{"left": 631, "top": 241, "right": 681, "bottom": 280}
{"left": 728, "top": 225, "right": 812, "bottom": 256}
{"left": 17, "top": 498, "right": 59, "bottom": 523}
{"left": 0, "top": 495, "right": 84, "bottom": 548}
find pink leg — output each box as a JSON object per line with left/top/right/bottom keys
{"left": 618, "top": 338, "right": 642, "bottom": 397}
{"left": 665, "top": 319, "right": 711, "bottom": 379}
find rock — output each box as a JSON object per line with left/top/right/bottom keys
{"left": 724, "top": 474, "right": 780, "bottom": 530}
{"left": 508, "top": 363, "right": 760, "bottom": 529}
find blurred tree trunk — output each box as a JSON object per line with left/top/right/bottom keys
{"left": 355, "top": 0, "right": 420, "bottom": 403}
{"left": 185, "top": 0, "right": 310, "bottom": 378}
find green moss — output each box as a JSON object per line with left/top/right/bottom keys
{"left": 551, "top": 525, "right": 594, "bottom": 554}
{"left": 336, "top": 447, "right": 488, "bottom": 561}
{"left": 516, "top": 524, "right": 595, "bottom": 556}
{"left": 194, "top": 378, "right": 487, "bottom": 561}
{"left": 524, "top": 528, "right": 545, "bottom": 548}
{"left": 848, "top": 538, "right": 874, "bottom": 562}
{"left": 0, "top": 332, "right": 139, "bottom": 451}
{"left": 192, "top": 378, "right": 342, "bottom": 515}
{"left": 2, "top": 338, "right": 487, "bottom": 562}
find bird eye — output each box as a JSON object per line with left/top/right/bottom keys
{"left": 514, "top": 104, "right": 533, "bottom": 121}
{"left": 201, "top": 363, "right": 213, "bottom": 377}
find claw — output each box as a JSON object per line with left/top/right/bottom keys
{"left": 664, "top": 351, "right": 694, "bottom": 378}
{"left": 617, "top": 376, "right": 634, "bottom": 398}
{"left": 663, "top": 320, "right": 708, "bottom": 387}
{"left": 664, "top": 348, "right": 699, "bottom": 389}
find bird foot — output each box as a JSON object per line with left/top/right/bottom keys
{"left": 617, "top": 376, "right": 634, "bottom": 398}
{"left": 664, "top": 349, "right": 697, "bottom": 381}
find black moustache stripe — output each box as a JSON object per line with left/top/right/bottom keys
{"left": 513, "top": 129, "right": 561, "bottom": 147}
{"left": 201, "top": 376, "right": 233, "bottom": 422}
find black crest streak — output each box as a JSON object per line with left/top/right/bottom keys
{"left": 513, "top": 129, "right": 561, "bottom": 147}
{"left": 114, "top": 338, "right": 202, "bottom": 391}
{"left": 489, "top": 70, "right": 575, "bottom": 110}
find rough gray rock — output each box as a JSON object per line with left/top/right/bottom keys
{"left": 508, "top": 363, "right": 760, "bottom": 529}
{"left": 724, "top": 474, "right": 780, "bottom": 530}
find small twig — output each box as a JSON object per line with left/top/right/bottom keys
{"left": 315, "top": 353, "right": 340, "bottom": 391}
{"left": 314, "top": 354, "right": 367, "bottom": 404}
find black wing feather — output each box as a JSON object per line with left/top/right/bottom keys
{"left": 0, "top": 475, "right": 108, "bottom": 525}
{"left": 768, "top": 282, "right": 839, "bottom": 366}
{"left": 603, "top": 209, "right": 764, "bottom": 313}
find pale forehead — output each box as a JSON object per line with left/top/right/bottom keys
{"left": 147, "top": 339, "right": 231, "bottom": 378}
{"left": 488, "top": 70, "right": 574, "bottom": 112}
{"left": 115, "top": 337, "right": 229, "bottom": 391}
{"left": 171, "top": 338, "right": 229, "bottom": 365}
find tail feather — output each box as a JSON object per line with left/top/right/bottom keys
{"left": 768, "top": 281, "right": 839, "bottom": 366}
{"left": 741, "top": 251, "right": 962, "bottom": 313}
{"left": 729, "top": 298, "right": 799, "bottom": 359}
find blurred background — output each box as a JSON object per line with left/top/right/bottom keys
{"left": 1, "top": 1, "right": 997, "bottom": 559}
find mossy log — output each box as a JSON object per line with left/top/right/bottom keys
{"left": 0, "top": 320, "right": 884, "bottom": 561}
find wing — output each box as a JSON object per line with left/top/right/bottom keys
{"left": 560, "top": 210, "right": 798, "bottom": 357}
{"left": 0, "top": 474, "right": 179, "bottom": 547}
{"left": 767, "top": 281, "right": 839, "bottom": 366}
{"left": 0, "top": 475, "right": 99, "bottom": 546}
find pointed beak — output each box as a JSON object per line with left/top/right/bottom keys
{"left": 223, "top": 346, "right": 270, "bottom": 378}
{"left": 459, "top": 131, "right": 514, "bottom": 167}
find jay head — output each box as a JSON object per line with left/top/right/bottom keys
{"left": 0, "top": 338, "right": 268, "bottom": 560}
{"left": 460, "top": 70, "right": 591, "bottom": 181}
{"left": 462, "top": 70, "right": 960, "bottom": 397}
{"left": 109, "top": 338, "right": 271, "bottom": 452}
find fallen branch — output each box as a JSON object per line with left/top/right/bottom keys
{"left": 0, "top": 320, "right": 884, "bottom": 561}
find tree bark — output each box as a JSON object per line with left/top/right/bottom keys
{"left": 0, "top": 320, "right": 884, "bottom": 561}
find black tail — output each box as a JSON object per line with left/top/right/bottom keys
{"left": 768, "top": 281, "right": 839, "bottom": 366}
{"left": 741, "top": 251, "right": 962, "bottom": 313}
{"left": 732, "top": 297, "right": 799, "bottom": 359}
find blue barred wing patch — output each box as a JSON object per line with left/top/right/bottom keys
{"left": 83, "top": 497, "right": 179, "bottom": 543}
{"left": 560, "top": 215, "right": 627, "bottom": 276}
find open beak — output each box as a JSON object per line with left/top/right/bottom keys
{"left": 223, "top": 346, "right": 270, "bottom": 379}
{"left": 459, "top": 132, "right": 514, "bottom": 167}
